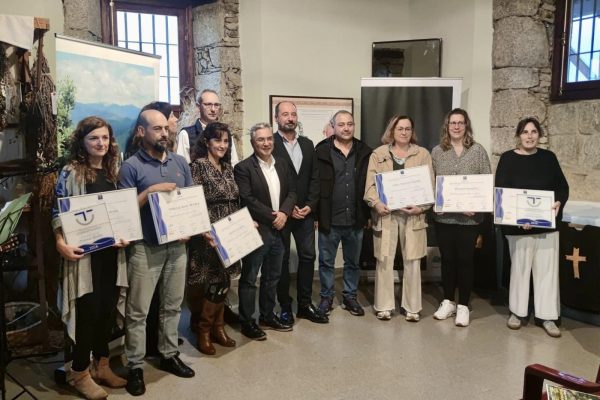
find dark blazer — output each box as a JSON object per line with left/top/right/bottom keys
{"left": 315, "top": 136, "right": 372, "bottom": 233}
{"left": 234, "top": 154, "right": 297, "bottom": 237}
{"left": 273, "top": 132, "right": 319, "bottom": 211}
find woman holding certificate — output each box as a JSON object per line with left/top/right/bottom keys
{"left": 431, "top": 108, "right": 491, "bottom": 327}
{"left": 51, "top": 117, "right": 128, "bottom": 399}
{"left": 187, "top": 122, "right": 240, "bottom": 355}
{"left": 495, "top": 117, "right": 569, "bottom": 338}
{"left": 364, "top": 115, "right": 433, "bottom": 321}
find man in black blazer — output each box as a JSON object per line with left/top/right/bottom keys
{"left": 273, "top": 101, "right": 328, "bottom": 325}
{"left": 234, "top": 122, "right": 297, "bottom": 340}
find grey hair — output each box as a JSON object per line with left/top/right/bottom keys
{"left": 195, "top": 89, "right": 218, "bottom": 105}
{"left": 330, "top": 110, "right": 353, "bottom": 127}
{"left": 249, "top": 122, "right": 272, "bottom": 140}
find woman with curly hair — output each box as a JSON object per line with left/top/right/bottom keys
{"left": 52, "top": 116, "right": 129, "bottom": 399}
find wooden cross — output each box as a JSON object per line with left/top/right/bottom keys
{"left": 565, "top": 247, "right": 587, "bottom": 279}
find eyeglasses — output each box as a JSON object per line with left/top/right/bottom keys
{"left": 449, "top": 121, "right": 466, "bottom": 127}
{"left": 396, "top": 127, "right": 413, "bottom": 133}
{"left": 202, "top": 103, "right": 221, "bottom": 109}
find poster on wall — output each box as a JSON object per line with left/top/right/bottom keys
{"left": 269, "top": 95, "right": 353, "bottom": 146}
{"left": 360, "top": 77, "right": 462, "bottom": 152}
{"left": 55, "top": 34, "right": 160, "bottom": 157}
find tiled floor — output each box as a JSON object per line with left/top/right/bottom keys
{"left": 5, "top": 281, "right": 600, "bottom": 400}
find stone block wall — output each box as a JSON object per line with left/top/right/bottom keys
{"left": 492, "top": 0, "right": 600, "bottom": 201}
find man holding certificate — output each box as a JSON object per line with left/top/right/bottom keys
{"left": 119, "top": 109, "right": 195, "bottom": 395}
{"left": 234, "top": 122, "right": 297, "bottom": 340}
{"left": 495, "top": 117, "right": 569, "bottom": 338}
{"left": 431, "top": 108, "right": 491, "bottom": 327}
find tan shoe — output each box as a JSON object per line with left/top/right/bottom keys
{"left": 211, "top": 302, "right": 236, "bottom": 347}
{"left": 90, "top": 357, "right": 127, "bottom": 388}
{"left": 68, "top": 368, "right": 108, "bottom": 399}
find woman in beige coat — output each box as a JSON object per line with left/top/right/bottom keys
{"left": 364, "top": 115, "right": 433, "bottom": 321}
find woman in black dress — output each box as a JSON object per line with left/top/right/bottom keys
{"left": 187, "top": 122, "right": 241, "bottom": 354}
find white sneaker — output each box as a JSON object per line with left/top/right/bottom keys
{"left": 433, "top": 300, "right": 456, "bottom": 320}
{"left": 405, "top": 312, "right": 420, "bottom": 322}
{"left": 455, "top": 305, "right": 470, "bottom": 327}
{"left": 376, "top": 310, "right": 391, "bottom": 320}
{"left": 542, "top": 321, "right": 561, "bottom": 338}
{"left": 507, "top": 314, "right": 521, "bottom": 330}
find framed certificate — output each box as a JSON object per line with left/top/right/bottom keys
{"left": 148, "top": 185, "right": 211, "bottom": 244}
{"left": 375, "top": 165, "right": 434, "bottom": 210}
{"left": 494, "top": 187, "right": 556, "bottom": 229}
{"left": 434, "top": 174, "right": 494, "bottom": 213}
{"left": 211, "top": 207, "right": 263, "bottom": 267}
{"left": 59, "top": 203, "right": 116, "bottom": 254}
{"left": 58, "top": 188, "right": 142, "bottom": 242}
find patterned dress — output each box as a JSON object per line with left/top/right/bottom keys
{"left": 187, "top": 157, "right": 241, "bottom": 286}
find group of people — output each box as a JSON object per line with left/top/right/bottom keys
{"left": 51, "top": 89, "right": 568, "bottom": 399}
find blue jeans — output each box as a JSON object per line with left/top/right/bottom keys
{"left": 318, "top": 226, "right": 363, "bottom": 299}
{"left": 238, "top": 228, "right": 284, "bottom": 323}
{"left": 125, "top": 242, "right": 186, "bottom": 369}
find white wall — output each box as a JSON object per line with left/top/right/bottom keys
{"left": 239, "top": 0, "right": 411, "bottom": 156}
{"left": 408, "top": 0, "right": 493, "bottom": 151}
{"left": 239, "top": 0, "right": 493, "bottom": 156}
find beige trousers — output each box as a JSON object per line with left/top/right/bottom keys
{"left": 506, "top": 231, "right": 560, "bottom": 320}
{"left": 374, "top": 213, "right": 422, "bottom": 313}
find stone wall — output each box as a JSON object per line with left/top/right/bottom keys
{"left": 491, "top": 0, "right": 600, "bottom": 201}
{"left": 62, "top": 0, "right": 102, "bottom": 42}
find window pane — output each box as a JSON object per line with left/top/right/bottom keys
{"left": 568, "top": 55, "right": 579, "bottom": 81}
{"left": 156, "top": 44, "right": 168, "bottom": 77}
{"left": 595, "top": 17, "right": 600, "bottom": 51}
{"left": 573, "top": 0, "right": 582, "bottom": 19}
{"left": 580, "top": 17, "right": 594, "bottom": 53}
{"left": 168, "top": 16, "right": 178, "bottom": 44}
{"left": 140, "top": 13, "right": 154, "bottom": 43}
{"left": 591, "top": 51, "right": 600, "bottom": 79}
{"left": 570, "top": 20, "right": 581, "bottom": 53}
{"left": 126, "top": 12, "right": 140, "bottom": 42}
{"left": 169, "top": 45, "right": 179, "bottom": 77}
{"left": 170, "top": 78, "right": 180, "bottom": 105}
{"left": 154, "top": 15, "right": 167, "bottom": 44}
{"left": 141, "top": 42, "right": 154, "bottom": 54}
{"left": 127, "top": 41, "right": 141, "bottom": 52}
{"left": 117, "top": 11, "right": 126, "bottom": 41}
{"left": 579, "top": 52, "right": 592, "bottom": 80}
{"left": 582, "top": 0, "right": 596, "bottom": 17}
{"left": 159, "top": 77, "right": 169, "bottom": 102}
{"left": 118, "top": 40, "right": 126, "bottom": 48}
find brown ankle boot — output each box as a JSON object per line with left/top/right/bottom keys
{"left": 90, "top": 357, "right": 127, "bottom": 388}
{"left": 196, "top": 300, "right": 219, "bottom": 355}
{"left": 68, "top": 367, "right": 108, "bottom": 399}
{"left": 211, "top": 302, "right": 236, "bottom": 347}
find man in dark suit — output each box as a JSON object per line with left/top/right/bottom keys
{"left": 234, "top": 122, "right": 297, "bottom": 340}
{"left": 273, "top": 101, "right": 328, "bottom": 325}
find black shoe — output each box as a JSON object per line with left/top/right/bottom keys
{"left": 126, "top": 368, "right": 145, "bottom": 396}
{"left": 159, "top": 354, "right": 195, "bottom": 378}
{"left": 279, "top": 305, "right": 295, "bottom": 325}
{"left": 342, "top": 296, "right": 365, "bottom": 316}
{"left": 241, "top": 321, "right": 267, "bottom": 341}
{"left": 297, "top": 303, "right": 329, "bottom": 324}
{"left": 259, "top": 315, "right": 293, "bottom": 332}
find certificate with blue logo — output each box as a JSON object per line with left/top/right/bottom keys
{"left": 59, "top": 203, "right": 115, "bottom": 254}
{"left": 148, "top": 185, "right": 211, "bottom": 244}
{"left": 494, "top": 187, "right": 555, "bottom": 229}
{"left": 58, "top": 188, "right": 142, "bottom": 242}
{"left": 434, "top": 174, "right": 494, "bottom": 213}
{"left": 375, "top": 165, "right": 434, "bottom": 210}
{"left": 210, "top": 207, "right": 263, "bottom": 267}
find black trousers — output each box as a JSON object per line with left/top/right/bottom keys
{"left": 276, "top": 216, "right": 316, "bottom": 309}
{"left": 434, "top": 222, "right": 479, "bottom": 306}
{"left": 72, "top": 248, "right": 119, "bottom": 371}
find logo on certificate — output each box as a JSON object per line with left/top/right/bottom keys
{"left": 526, "top": 196, "right": 542, "bottom": 207}
{"left": 74, "top": 209, "right": 95, "bottom": 225}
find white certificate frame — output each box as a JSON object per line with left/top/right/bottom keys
{"left": 494, "top": 187, "right": 556, "bottom": 229}
{"left": 58, "top": 188, "right": 142, "bottom": 242}
{"left": 148, "top": 185, "right": 211, "bottom": 244}
{"left": 434, "top": 174, "right": 494, "bottom": 213}
{"left": 375, "top": 165, "right": 434, "bottom": 210}
{"left": 211, "top": 207, "right": 263, "bottom": 267}
{"left": 59, "top": 203, "right": 116, "bottom": 254}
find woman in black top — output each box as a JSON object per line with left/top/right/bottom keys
{"left": 495, "top": 117, "right": 569, "bottom": 338}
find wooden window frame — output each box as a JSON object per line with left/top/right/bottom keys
{"left": 100, "top": 0, "right": 194, "bottom": 110}
{"left": 551, "top": 0, "right": 600, "bottom": 101}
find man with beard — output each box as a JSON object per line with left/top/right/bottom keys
{"left": 119, "top": 109, "right": 195, "bottom": 396}
{"left": 272, "top": 101, "right": 328, "bottom": 325}
{"left": 177, "top": 89, "right": 239, "bottom": 165}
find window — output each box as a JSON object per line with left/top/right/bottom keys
{"left": 552, "top": 0, "right": 600, "bottom": 100}
{"left": 101, "top": 1, "right": 193, "bottom": 107}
